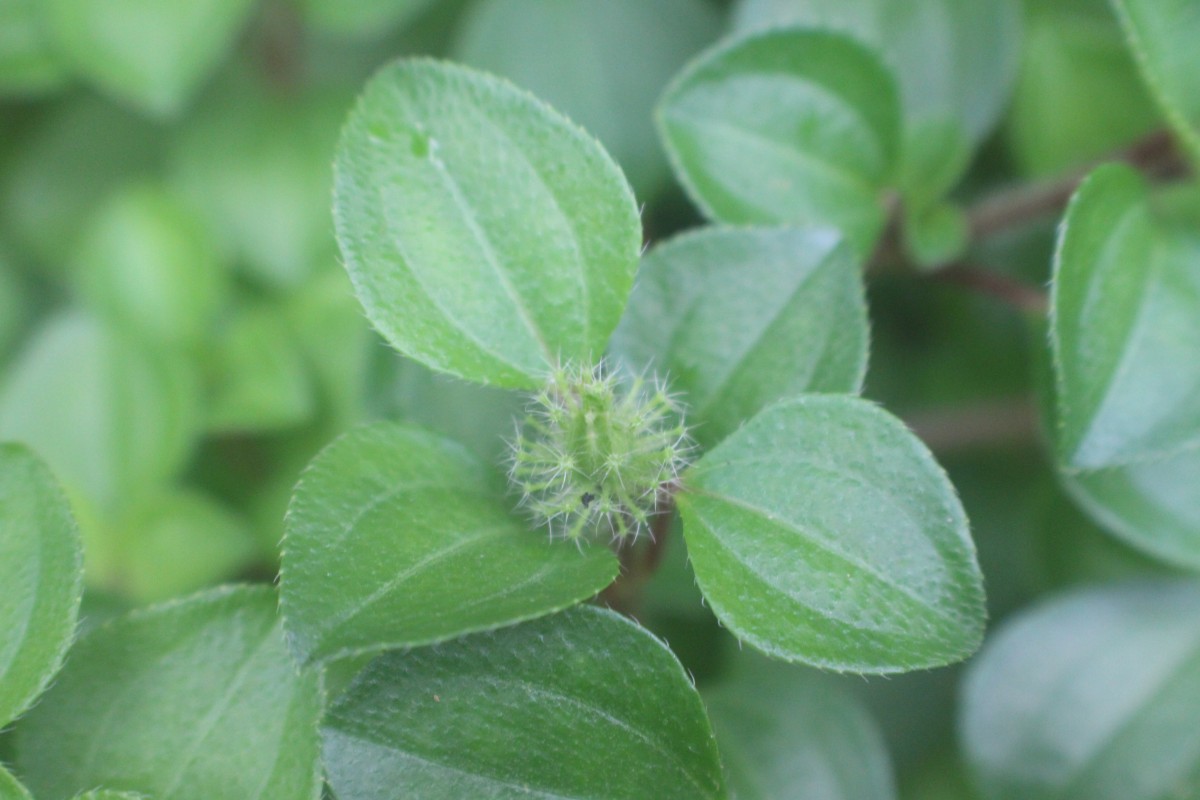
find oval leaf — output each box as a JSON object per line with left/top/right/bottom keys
{"left": 961, "top": 581, "right": 1200, "bottom": 800}
{"left": 323, "top": 605, "right": 725, "bottom": 800}
{"left": 677, "top": 395, "right": 985, "bottom": 672}
{"left": 1051, "top": 164, "right": 1200, "bottom": 469}
{"left": 1112, "top": 0, "right": 1200, "bottom": 163}
{"left": 44, "top": 0, "right": 257, "bottom": 116}
{"left": 15, "top": 585, "right": 322, "bottom": 800}
{"left": 656, "top": 29, "right": 901, "bottom": 256}
{"left": 704, "top": 658, "right": 896, "bottom": 800}
{"left": 334, "top": 59, "right": 641, "bottom": 388}
{"left": 0, "top": 444, "right": 83, "bottom": 727}
{"left": 611, "top": 226, "right": 868, "bottom": 450}
{"left": 280, "top": 422, "right": 618, "bottom": 665}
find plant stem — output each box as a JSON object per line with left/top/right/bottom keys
{"left": 597, "top": 493, "right": 677, "bottom": 619}
{"left": 934, "top": 262, "right": 1049, "bottom": 315}
{"left": 904, "top": 397, "right": 1042, "bottom": 454}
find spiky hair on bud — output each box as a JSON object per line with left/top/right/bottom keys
{"left": 507, "top": 360, "right": 692, "bottom": 542}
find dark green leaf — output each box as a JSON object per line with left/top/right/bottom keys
{"left": 301, "top": 0, "right": 435, "bottom": 38}
{"left": 44, "top": 0, "right": 257, "bottom": 116}
{"left": 678, "top": 395, "right": 986, "bottom": 672}
{"left": 705, "top": 658, "right": 896, "bottom": 800}
{"left": 961, "top": 581, "right": 1200, "bottom": 800}
{"left": 611, "top": 226, "right": 868, "bottom": 449}
{"left": 280, "top": 423, "right": 618, "bottom": 665}
{"left": 1112, "top": 0, "right": 1200, "bottom": 163}
{"left": 15, "top": 585, "right": 322, "bottom": 800}
{"left": 454, "top": 0, "right": 719, "bottom": 199}
{"left": 1051, "top": 164, "right": 1200, "bottom": 469}
{"left": 657, "top": 29, "right": 901, "bottom": 256}
{"left": 334, "top": 59, "right": 641, "bottom": 387}
{"left": 323, "top": 605, "right": 725, "bottom": 800}
{"left": 0, "top": 444, "right": 83, "bottom": 727}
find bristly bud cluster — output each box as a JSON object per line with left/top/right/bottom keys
{"left": 508, "top": 360, "right": 692, "bottom": 542}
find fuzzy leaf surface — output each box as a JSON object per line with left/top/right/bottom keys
{"left": 0, "top": 444, "right": 83, "bottom": 728}
{"left": 1051, "top": 164, "right": 1200, "bottom": 469}
{"left": 15, "top": 586, "right": 322, "bottom": 800}
{"left": 334, "top": 59, "right": 641, "bottom": 388}
{"left": 611, "top": 226, "right": 867, "bottom": 450}
{"left": 961, "top": 581, "right": 1200, "bottom": 800}
{"left": 322, "top": 605, "right": 725, "bottom": 799}
{"left": 656, "top": 29, "right": 900, "bottom": 256}
{"left": 678, "top": 395, "right": 985, "bottom": 672}
{"left": 280, "top": 423, "right": 617, "bottom": 665}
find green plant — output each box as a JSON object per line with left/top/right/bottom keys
{"left": 2, "top": 1, "right": 1199, "bottom": 799}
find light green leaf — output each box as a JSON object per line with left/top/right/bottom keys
{"left": 322, "top": 605, "right": 725, "bottom": 800}
{"left": 302, "top": 0, "right": 435, "bottom": 38}
{"left": 0, "top": 767, "right": 31, "bottom": 800}
{"left": 733, "top": 0, "right": 1021, "bottom": 142}
{"left": 454, "top": 0, "right": 719, "bottom": 200}
{"left": 1112, "top": 0, "right": 1200, "bottom": 163}
{"left": 280, "top": 423, "right": 618, "bottom": 665}
{"left": 44, "top": 0, "right": 257, "bottom": 116}
{"left": 1061, "top": 447, "right": 1200, "bottom": 571}
{"left": 1051, "top": 164, "right": 1200, "bottom": 469}
{"left": 903, "top": 201, "right": 969, "bottom": 270}
{"left": 611, "top": 226, "right": 868, "bottom": 450}
{"left": 677, "top": 395, "right": 985, "bottom": 672}
{"left": 0, "top": 444, "right": 83, "bottom": 728}
{"left": 72, "top": 182, "right": 228, "bottom": 348}
{"left": 961, "top": 580, "right": 1200, "bottom": 800}
{"left": 0, "top": 312, "right": 201, "bottom": 512}
{"left": 0, "top": 0, "right": 67, "bottom": 95}
{"left": 15, "top": 585, "right": 322, "bottom": 800}
{"left": 657, "top": 29, "right": 901, "bottom": 256}
{"left": 334, "top": 59, "right": 641, "bottom": 388}
{"left": 169, "top": 85, "right": 348, "bottom": 289}
{"left": 71, "top": 792, "right": 147, "bottom": 800}
{"left": 705, "top": 658, "right": 896, "bottom": 800}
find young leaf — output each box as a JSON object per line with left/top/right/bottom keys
{"left": 1112, "top": 0, "right": 1200, "bottom": 163}
{"left": 0, "top": 444, "right": 83, "bottom": 728}
{"left": 677, "top": 395, "right": 986, "bottom": 672}
{"left": 1061, "top": 447, "right": 1200, "bottom": 571}
{"left": 961, "top": 581, "right": 1200, "bottom": 800}
{"left": 333, "top": 59, "right": 641, "bottom": 388}
{"left": 611, "top": 226, "right": 868, "bottom": 450}
{"left": 1051, "top": 164, "right": 1200, "bottom": 469}
{"left": 656, "top": 29, "right": 901, "bottom": 256}
{"left": 43, "top": 0, "right": 257, "bottom": 116}
{"left": 0, "top": 768, "right": 31, "bottom": 800}
{"left": 322, "top": 605, "right": 725, "bottom": 800}
{"left": 279, "top": 423, "right": 618, "bottom": 665}
{"left": 704, "top": 658, "right": 896, "bottom": 800}
{"left": 15, "top": 585, "right": 322, "bottom": 800}
{"left": 453, "top": 0, "right": 720, "bottom": 200}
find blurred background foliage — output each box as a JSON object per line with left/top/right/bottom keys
{"left": 0, "top": 0, "right": 1187, "bottom": 796}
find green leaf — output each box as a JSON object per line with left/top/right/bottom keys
{"left": 611, "top": 226, "right": 868, "bottom": 450}
{"left": 1112, "top": 0, "right": 1200, "bottom": 163}
{"left": 704, "top": 658, "right": 896, "bottom": 800}
{"left": 71, "top": 793, "right": 147, "bottom": 800}
{"left": 0, "top": 444, "right": 82, "bottom": 728}
{"left": 72, "top": 182, "right": 229, "bottom": 348}
{"left": 0, "top": 768, "right": 31, "bottom": 800}
{"left": 43, "top": 0, "right": 257, "bottom": 116}
{"left": 280, "top": 422, "right": 618, "bottom": 665}
{"left": 657, "top": 29, "right": 901, "bottom": 256}
{"left": 15, "top": 585, "right": 322, "bottom": 800}
{"left": 1051, "top": 164, "right": 1200, "bottom": 469}
{"left": 0, "top": 0, "right": 67, "bottom": 95}
{"left": 0, "top": 312, "right": 201, "bottom": 512}
{"left": 961, "top": 580, "right": 1200, "bottom": 800}
{"left": 334, "top": 59, "right": 641, "bottom": 388}
{"left": 453, "top": 0, "right": 719, "bottom": 200}
{"left": 1061, "top": 447, "right": 1200, "bottom": 570}
{"left": 677, "top": 395, "right": 985, "bottom": 672}
{"left": 169, "top": 85, "right": 348, "bottom": 289}
{"left": 903, "top": 201, "right": 969, "bottom": 270}
{"left": 322, "top": 605, "right": 725, "bottom": 800}
{"left": 302, "top": 0, "right": 435, "bottom": 38}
